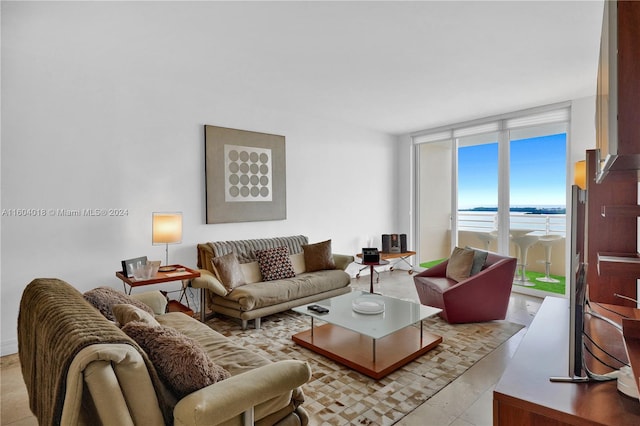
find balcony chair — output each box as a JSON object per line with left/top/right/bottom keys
{"left": 535, "top": 234, "right": 564, "bottom": 283}
{"left": 414, "top": 250, "right": 517, "bottom": 324}
{"left": 474, "top": 231, "right": 498, "bottom": 251}
{"left": 510, "top": 232, "right": 540, "bottom": 286}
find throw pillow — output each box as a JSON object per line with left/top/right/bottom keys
{"left": 240, "top": 261, "right": 262, "bottom": 284}
{"left": 211, "top": 252, "right": 246, "bottom": 291}
{"left": 466, "top": 246, "right": 489, "bottom": 276}
{"left": 112, "top": 303, "right": 160, "bottom": 327}
{"left": 255, "top": 246, "right": 296, "bottom": 281}
{"left": 84, "top": 286, "right": 155, "bottom": 322}
{"left": 290, "top": 252, "right": 306, "bottom": 275}
{"left": 445, "top": 247, "right": 475, "bottom": 282}
{"left": 302, "top": 239, "right": 336, "bottom": 272}
{"left": 122, "top": 321, "right": 230, "bottom": 399}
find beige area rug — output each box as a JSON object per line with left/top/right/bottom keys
{"left": 206, "top": 311, "right": 523, "bottom": 426}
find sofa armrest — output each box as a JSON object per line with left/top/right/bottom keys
{"left": 189, "top": 269, "right": 228, "bottom": 297}
{"left": 129, "top": 291, "right": 168, "bottom": 315}
{"left": 333, "top": 254, "right": 355, "bottom": 271}
{"left": 173, "top": 360, "right": 311, "bottom": 426}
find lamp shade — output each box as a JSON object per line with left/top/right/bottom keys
{"left": 152, "top": 212, "right": 182, "bottom": 245}
{"left": 574, "top": 160, "right": 586, "bottom": 190}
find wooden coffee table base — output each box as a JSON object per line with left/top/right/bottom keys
{"left": 292, "top": 323, "right": 442, "bottom": 379}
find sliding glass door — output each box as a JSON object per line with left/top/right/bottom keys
{"left": 508, "top": 124, "right": 567, "bottom": 291}
{"left": 414, "top": 106, "right": 569, "bottom": 296}
{"left": 456, "top": 132, "right": 500, "bottom": 252}
{"left": 416, "top": 139, "right": 453, "bottom": 264}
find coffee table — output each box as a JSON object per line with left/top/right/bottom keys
{"left": 292, "top": 291, "right": 442, "bottom": 379}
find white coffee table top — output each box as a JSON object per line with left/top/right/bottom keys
{"left": 293, "top": 290, "right": 442, "bottom": 340}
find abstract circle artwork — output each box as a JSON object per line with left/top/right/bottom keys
{"left": 224, "top": 144, "right": 273, "bottom": 202}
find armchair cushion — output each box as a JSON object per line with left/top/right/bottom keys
{"left": 445, "top": 247, "right": 475, "bottom": 282}
{"left": 469, "top": 247, "right": 489, "bottom": 275}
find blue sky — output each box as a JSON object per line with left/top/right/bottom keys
{"left": 458, "top": 133, "right": 567, "bottom": 209}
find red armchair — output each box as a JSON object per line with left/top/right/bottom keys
{"left": 413, "top": 252, "right": 517, "bottom": 324}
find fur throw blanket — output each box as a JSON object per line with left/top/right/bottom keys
{"left": 17, "top": 278, "right": 172, "bottom": 425}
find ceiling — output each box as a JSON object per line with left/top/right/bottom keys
{"left": 198, "top": 0, "right": 605, "bottom": 135}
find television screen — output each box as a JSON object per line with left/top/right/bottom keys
{"left": 570, "top": 262, "right": 587, "bottom": 378}
{"left": 550, "top": 185, "right": 589, "bottom": 382}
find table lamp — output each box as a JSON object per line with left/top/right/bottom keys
{"left": 574, "top": 160, "right": 586, "bottom": 189}
{"left": 152, "top": 212, "right": 182, "bottom": 272}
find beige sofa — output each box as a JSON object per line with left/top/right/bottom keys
{"left": 194, "top": 235, "right": 353, "bottom": 329}
{"left": 18, "top": 278, "right": 312, "bottom": 426}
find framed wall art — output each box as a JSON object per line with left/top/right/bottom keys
{"left": 204, "top": 125, "right": 287, "bottom": 224}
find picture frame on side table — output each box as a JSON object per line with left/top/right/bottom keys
{"left": 204, "top": 125, "right": 287, "bottom": 224}
{"left": 121, "top": 256, "right": 148, "bottom": 278}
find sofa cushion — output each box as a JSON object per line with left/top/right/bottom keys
{"left": 157, "top": 313, "right": 272, "bottom": 376}
{"left": 221, "top": 269, "right": 351, "bottom": 311}
{"left": 445, "top": 247, "right": 475, "bottom": 282}
{"left": 302, "top": 239, "right": 336, "bottom": 272}
{"left": 255, "top": 246, "right": 296, "bottom": 281}
{"left": 84, "top": 286, "right": 155, "bottom": 322}
{"left": 240, "top": 261, "right": 262, "bottom": 284}
{"left": 414, "top": 276, "right": 457, "bottom": 293}
{"left": 212, "top": 252, "right": 246, "bottom": 291}
{"left": 290, "top": 252, "right": 306, "bottom": 274}
{"left": 112, "top": 303, "right": 160, "bottom": 327}
{"left": 122, "top": 321, "right": 230, "bottom": 399}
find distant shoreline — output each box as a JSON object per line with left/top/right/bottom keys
{"left": 459, "top": 206, "right": 566, "bottom": 215}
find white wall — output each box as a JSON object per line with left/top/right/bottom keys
{"left": 0, "top": 2, "right": 397, "bottom": 355}
{"left": 570, "top": 96, "right": 598, "bottom": 163}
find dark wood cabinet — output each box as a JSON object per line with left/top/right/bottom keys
{"left": 586, "top": 149, "right": 637, "bottom": 305}
{"left": 590, "top": 0, "right": 640, "bottom": 304}
{"left": 596, "top": 1, "right": 640, "bottom": 181}
{"left": 493, "top": 298, "right": 640, "bottom": 426}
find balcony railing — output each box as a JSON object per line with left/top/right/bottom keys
{"left": 457, "top": 211, "right": 566, "bottom": 237}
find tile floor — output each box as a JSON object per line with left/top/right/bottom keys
{"left": 1, "top": 269, "right": 543, "bottom": 425}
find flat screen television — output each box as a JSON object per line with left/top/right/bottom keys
{"left": 550, "top": 185, "right": 589, "bottom": 382}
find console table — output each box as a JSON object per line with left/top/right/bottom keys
{"left": 493, "top": 297, "right": 640, "bottom": 425}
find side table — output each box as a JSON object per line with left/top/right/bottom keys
{"left": 378, "top": 251, "right": 416, "bottom": 274}
{"left": 115, "top": 265, "right": 200, "bottom": 316}
{"left": 354, "top": 258, "right": 390, "bottom": 293}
